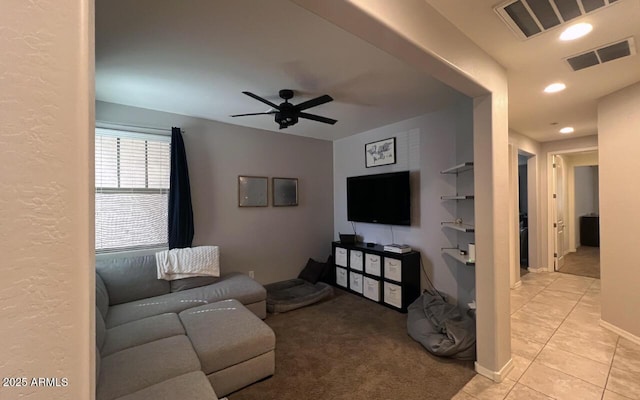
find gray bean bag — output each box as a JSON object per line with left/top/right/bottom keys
{"left": 265, "top": 279, "right": 333, "bottom": 314}
{"left": 407, "top": 290, "right": 476, "bottom": 361}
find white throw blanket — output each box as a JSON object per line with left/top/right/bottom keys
{"left": 155, "top": 246, "right": 220, "bottom": 280}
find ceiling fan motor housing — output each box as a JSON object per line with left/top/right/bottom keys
{"left": 275, "top": 101, "right": 298, "bottom": 128}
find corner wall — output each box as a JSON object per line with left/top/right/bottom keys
{"left": 598, "top": 81, "right": 640, "bottom": 339}
{"left": 0, "top": 0, "right": 94, "bottom": 398}
{"left": 97, "top": 101, "right": 334, "bottom": 284}
{"left": 333, "top": 97, "right": 475, "bottom": 305}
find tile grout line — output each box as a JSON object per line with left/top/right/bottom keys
{"left": 509, "top": 274, "right": 604, "bottom": 398}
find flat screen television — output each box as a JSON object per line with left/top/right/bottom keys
{"left": 347, "top": 171, "right": 410, "bottom": 226}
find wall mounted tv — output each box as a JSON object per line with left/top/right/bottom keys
{"left": 347, "top": 171, "right": 411, "bottom": 226}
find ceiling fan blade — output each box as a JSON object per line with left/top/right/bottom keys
{"left": 242, "top": 91, "right": 280, "bottom": 109}
{"left": 230, "top": 111, "right": 276, "bottom": 117}
{"left": 298, "top": 112, "right": 337, "bottom": 125}
{"left": 294, "top": 94, "right": 333, "bottom": 111}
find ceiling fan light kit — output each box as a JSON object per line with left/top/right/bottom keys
{"left": 231, "top": 89, "right": 337, "bottom": 130}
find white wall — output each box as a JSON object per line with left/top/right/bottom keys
{"left": 333, "top": 97, "right": 475, "bottom": 305}
{"left": 573, "top": 166, "right": 598, "bottom": 247}
{"left": 97, "top": 101, "right": 334, "bottom": 284}
{"left": 0, "top": 0, "right": 94, "bottom": 398}
{"left": 598, "top": 81, "right": 640, "bottom": 338}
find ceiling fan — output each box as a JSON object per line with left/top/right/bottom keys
{"left": 231, "top": 89, "right": 337, "bottom": 129}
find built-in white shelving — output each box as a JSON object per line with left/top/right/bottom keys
{"left": 442, "top": 248, "right": 475, "bottom": 266}
{"left": 441, "top": 160, "right": 475, "bottom": 266}
{"left": 441, "top": 195, "right": 475, "bottom": 200}
{"left": 440, "top": 162, "right": 474, "bottom": 175}
{"left": 441, "top": 222, "right": 475, "bottom": 233}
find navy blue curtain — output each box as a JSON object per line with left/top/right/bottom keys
{"left": 168, "top": 127, "right": 194, "bottom": 249}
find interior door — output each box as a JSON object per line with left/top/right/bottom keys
{"left": 553, "top": 155, "right": 566, "bottom": 270}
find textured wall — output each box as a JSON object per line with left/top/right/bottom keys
{"left": 598, "top": 81, "right": 640, "bottom": 338}
{"left": 0, "top": 0, "right": 94, "bottom": 399}
{"left": 96, "top": 101, "right": 334, "bottom": 284}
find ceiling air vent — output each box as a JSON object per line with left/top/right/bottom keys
{"left": 496, "top": 0, "right": 619, "bottom": 40}
{"left": 566, "top": 38, "right": 636, "bottom": 71}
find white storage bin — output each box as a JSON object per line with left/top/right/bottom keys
{"left": 365, "top": 254, "right": 381, "bottom": 276}
{"left": 336, "top": 267, "right": 348, "bottom": 288}
{"left": 335, "top": 247, "right": 348, "bottom": 267}
{"left": 383, "top": 282, "right": 402, "bottom": 309}
{"left": 349, "top": 271, "right": 363, "bottom": 294}
{"left": 384, "top": 258, "right": 402, "bottom": 282}
{"left": 363, "top": 277, "right": 380, "bottom": 302}
{"left": 350, "top": 250, "right": 363, "bottom": 271}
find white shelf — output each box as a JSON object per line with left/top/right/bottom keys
{"left": 440, "top": 162, "right": 474, "bottom": 175}
{"left": 441, "top": 222, "right": 475, "bottom": 232}
{"left": 441, "top": 195, "right": 474, "bottom": 200}
{"left": 442, "top": 248, "right": 475, "bottom": 266}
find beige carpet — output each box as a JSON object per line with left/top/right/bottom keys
{"left": 558, "top": 246, "right": 600, "bottom": 279}
{"left": 229, "top": 289, "right": 475, "bottom": 400}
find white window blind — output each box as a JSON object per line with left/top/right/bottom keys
{"left": 95, "top": 127, "right": 171, "bottom": 253}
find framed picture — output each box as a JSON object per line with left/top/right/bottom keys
{"left": 365, "top": 137, "right": 396, "bottom": 168}
{"left": 238, "top": 176, "right": 268, "bottom": 207}
{"left": 272, "top": 177, "right": 298, "bottom": 207}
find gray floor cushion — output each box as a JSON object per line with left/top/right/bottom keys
{"left": 265, "top": 278, "right": 333, "bottom": 313}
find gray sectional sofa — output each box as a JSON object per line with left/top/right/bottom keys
{"left": 95, "top": 255, "right": 275, "bottom": 400}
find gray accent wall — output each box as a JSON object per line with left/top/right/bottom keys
{"left": 333, "top": 96, "right": 475, "bottom": 306}
{"left": 96, "top": 101, "right": 334, "bottom": 284}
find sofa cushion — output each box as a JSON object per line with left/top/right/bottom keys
{"left": 113, "top": 371, "right": 218, "bottom": 400}
{"left": 170, "top": 276, "right": 220, "bottom": 292}
{"left": 97, "top": 255, "right": 170, "bottom": 305}
{"left": 102, "top": 313, "right": 186, "bottom": 357}
{"left": 178, "top": 299, "right": 275, "bottom": 375}
{"left": 96, "top": 273, "right": 110, "bottom": 319}
{"left": 97, "top": 335, "right": 200, "bottom": 400}
{"left": 96, "top": 306, "right": 107, "bottom": 351}
{"left": 105, "top": 272, "right": 266, "bottom": 328}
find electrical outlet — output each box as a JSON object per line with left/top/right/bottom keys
{"left": 248, "top": 270, "right": 254, "bottom": 279}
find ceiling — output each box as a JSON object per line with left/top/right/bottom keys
{"left": 95, "top": 0, "right": 461, "bottom": 141}
{"left": 96, "top": 0, "right": 640, "bottom": 143}
{"left": 427, "top": 0, "right": 640, "bottom": 141}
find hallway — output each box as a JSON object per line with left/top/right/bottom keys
{"left": 454, "top": 272, "right": 640, "bottom": 399}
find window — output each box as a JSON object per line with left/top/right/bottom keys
{"left": 95, "top": 127, "right": 171, "bottom": 253}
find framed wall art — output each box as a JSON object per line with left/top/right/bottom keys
{"left": 365, "top": 137, "right": 396, "bottom": 168}
{"left": 238, "top": 176, "right": 268, "bottom": 207}
{"left": 272, "top": 177, "right": 298, "bottom": 207}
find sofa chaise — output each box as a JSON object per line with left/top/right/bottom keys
{"left": 95, "top": 254, "right": 275, "bottom": 400}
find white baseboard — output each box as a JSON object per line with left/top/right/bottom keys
{"left": 600, "top": 319, "right": 640, "bottom": 346}
{"left": 512, "top": 280, "right": 522, "bottom": 289}
{"left": 527, "top": 266, "right": 548, "bottom": 273}
{"left": 474, "top": 358, "right": 513, "bottom": 383}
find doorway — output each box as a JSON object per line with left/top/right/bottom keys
{"left": 550, "top": 150, "right": 600, "bottom": 278}
{"left": 518, "top": 153, "right": 532, "bottom": 276}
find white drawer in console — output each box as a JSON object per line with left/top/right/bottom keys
{"left": 350, "top": 250, "right": 363, "bottom": 271}
{"left": 384, "top": 258, "right": 402, "bottom": 282}
{"left": 365, "top": 254, "right": 381, "bottom": 276}
{"left": 349, "top": 271, "right": 363, "bottom": 294}
{"left": 336, "top": 267, "right": 348, "bottom": 288}
{"left": 363, "top": 277, "right": 380, "bottom": 302}
{"left": 335, "top": 247, "right": 348, "bottom": 267}
{"left": 383, "top": 282, "right": 402, "bottom": 309}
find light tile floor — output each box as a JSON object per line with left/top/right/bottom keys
{"left": 453, "top": 271, "right": 640, "bottom": 400}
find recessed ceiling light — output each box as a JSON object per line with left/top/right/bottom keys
{"left": 560, "top": 23, "right": 593, "bottom": 41}
{"left": 544, "top": 83, "right": 566, "bottom": 93}
{"left": 559, "top": 127, "right": 574, "bottom": 134}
